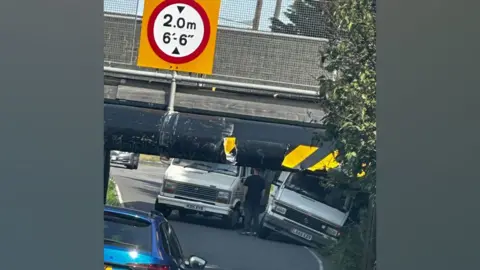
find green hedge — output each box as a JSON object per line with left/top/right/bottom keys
{"left": 106, "top": 178, "right": 121, "bottom": 207}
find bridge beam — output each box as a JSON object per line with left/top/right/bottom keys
{"left": 104, "top": 103, "right": 334, "bottom": 171}
{"left": 104, "top": 83, "right": 325, "bottom": 127}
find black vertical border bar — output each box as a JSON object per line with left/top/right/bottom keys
{"left": 0, "top": 0, "right": 104, "bottom": 269}
{"left": 379, "top": 0, "right": 480, "bottom": 270}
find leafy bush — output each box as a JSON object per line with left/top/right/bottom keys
{"left": 317, "top": 0, "right": 377, "bottom": 269}
{"left": 106, "top": 178, "right": 121, "bottom": 206}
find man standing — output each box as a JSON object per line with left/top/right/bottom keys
{"left": 240, "top": 168, "right": 266, "bottom": 236}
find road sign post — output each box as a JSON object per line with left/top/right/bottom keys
{"left": 137, "top": 0, "right": 221, "bottom": 75}
{"left": 167, "top": 70, "right": 177, "bottom": 112}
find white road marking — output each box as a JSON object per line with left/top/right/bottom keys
{"left": 113, "top": 179, "right": 124, "bottom": 206}
{"left": 205, "top": 265, "right": 221, "bottom": 269}
{"left": 304, "top": 246, "right": 324, "bottom": 270}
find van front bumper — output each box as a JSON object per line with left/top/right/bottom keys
{"left": 156, "top": 194, "right": 232, "bottom": 216}
{"left": 111, "top": 160, "right": 131, "bottom": 165}
{"left": 262, "top": 212, "right": 338, "bottom": 248}
{"left": 110, "top": 156, "right": 132, "bottom": 165}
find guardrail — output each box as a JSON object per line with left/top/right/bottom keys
{"left": 105, "top": 66, "right": 320, "bottom": 98}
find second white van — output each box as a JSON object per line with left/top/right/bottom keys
{"left": 154, "top": 158, "right": 253, "bottom": 229}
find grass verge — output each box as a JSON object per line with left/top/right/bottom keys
{"left": 139, "top": 154, "right": 162, "bottom": 163}
{"left": 106, "top": 178, "right": 121, "bottom": 207}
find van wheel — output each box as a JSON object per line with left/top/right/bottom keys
{"left": 133, "top": 158, "right": 139, "bottom": 170}
{"left": 238, "top": 215, "right": 244, "bottom": 227}
{"left": 222, "top": 209, "right": 240, "bottom": 229}
{"left": 178, "top": 210, "right": 187, "bottom": 219}
{"left": 257, "top": 225, "right": 271, "bottom": 239}
{"left": 257, "top": 217, "right": 271, "bottom": 239}
{"left": 154, "top": 199, "right": 172, "bottom": 218}
{"left": 127, "top": 159, "right": 137, "bottom": 170}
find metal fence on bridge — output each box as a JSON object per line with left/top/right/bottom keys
{"left": 104, "top": 0, "right": 330, "bottom": 91}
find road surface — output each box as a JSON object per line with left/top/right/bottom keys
{"left": 111, "top": 163, "right": 325, "bottom": 270}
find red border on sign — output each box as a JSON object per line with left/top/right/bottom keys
{"left": 147, "top": 0, "right": 211, "bottom": 64}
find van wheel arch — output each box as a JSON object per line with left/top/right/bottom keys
{"left": 233, "top": 201, "right": 242, "bottom": 210}
{"left": 222, "top": 204, "right": 241, "bottom": 229}
{"left": 257, "top": 215, "right": 271, "bottom": 239}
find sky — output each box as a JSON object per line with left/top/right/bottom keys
{"left": 104, "top": 0, "right": 295, "bottom": 31}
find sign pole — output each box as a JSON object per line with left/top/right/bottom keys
{"left": 167, "top": 70, "right": 177, "bottom": 112}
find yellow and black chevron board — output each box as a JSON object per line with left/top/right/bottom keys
{"left": 281, "top": 142, "right": 340, "bottom": 171}
{"left": 224, "top": 136, "right": 366, "bottom": 177}
{"left": 282, "top": 143, "right": 367, "bottom": 177}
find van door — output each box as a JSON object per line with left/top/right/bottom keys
{"left": 269, "top": 171, "right": 289, "bottom": 198}
{"left": 231, "top": 166, "right": 247, "bottom": 206}
{"left": 259, "top": 170, "right": 276, "bottom": 207}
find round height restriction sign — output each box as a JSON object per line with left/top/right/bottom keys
{"left": 147, "top": 0, "right": 211, "bottom": 64}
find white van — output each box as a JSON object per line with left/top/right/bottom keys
{"left": 266, "top": 170, "right": 287, "bottom": 205}
{"left": 259, "top": 171, "right": 354, "bottom": 248}
{"left": 154, "top": 158, "right": 252, "bottom": 229}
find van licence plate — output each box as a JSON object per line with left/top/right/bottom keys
{"left": 290, "top": 228, "right": 313, "bottom": 241}
{"left": 186, "top": 204, "right": 204, "bottom": 211}
{"left": 104, "top": 265, "right": 112, "bottom": 270}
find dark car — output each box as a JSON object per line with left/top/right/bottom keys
{"left": 104, "top": 206, "right": 208, "bottom": 270}
{"left": 111, "top": 151, "right": 140, "bottom": 170}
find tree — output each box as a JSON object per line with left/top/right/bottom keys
{"left": 319, "top": 0, "right": 376, "bottom": 191}
{"left": 318, "top": 0, "right": 376, "bottom": 269}
{"left": 270, "top": 0, "right": 330, "bottom": 38}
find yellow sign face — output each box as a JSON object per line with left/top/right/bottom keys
{"left": 137, "top": 0, "right": 221, "bottom": 75}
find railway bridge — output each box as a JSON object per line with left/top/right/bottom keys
{"left": 102, "top": 9, "right": 334, "bottom": 201}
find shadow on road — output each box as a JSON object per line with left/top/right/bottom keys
{"left": 123, "top": 200, "right": 307, "bottom": 247}
{"left": 170, "top": 213, "right": 237, "bottom": 231}
{"left": 124, "top": 200, "right": 240, "bottom": 230}
{"left": 123, "top": 201, "right": 155, "bottom": 212}
{"left": 266, "top": 232, "right": 304, "bottom": 246}
{"left": 120, "top": 177, "right": 163, "bottom": 188}
{"left": 118, "top": 176, "right": 163, "bottom": 198}
{"left": 135, "top": 187, "right": 161, "bottom": 198}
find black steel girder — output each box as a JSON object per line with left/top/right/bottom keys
{"left": 104, "top": 103, "right": 328, "bottom": 171}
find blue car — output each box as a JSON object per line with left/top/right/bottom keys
{"left": 104, "top": 206, "right": 208, "bottom": 270}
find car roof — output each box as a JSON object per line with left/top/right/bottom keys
{"left": 104, "top": 205, "right": 166, "bottom": 224}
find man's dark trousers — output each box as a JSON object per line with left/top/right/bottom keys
{"left": 243, "top": 200, "right": 262, "bottom": 234}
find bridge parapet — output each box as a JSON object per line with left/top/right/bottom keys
{"left": 104, "top": 12, "right": 330, "bottom": 91}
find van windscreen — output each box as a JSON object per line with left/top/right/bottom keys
{"left": 172, "top": 158, "right": 239, "bottom": 176}
{"left": 284, "top": 172, "right": 349, "bottom": 212}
